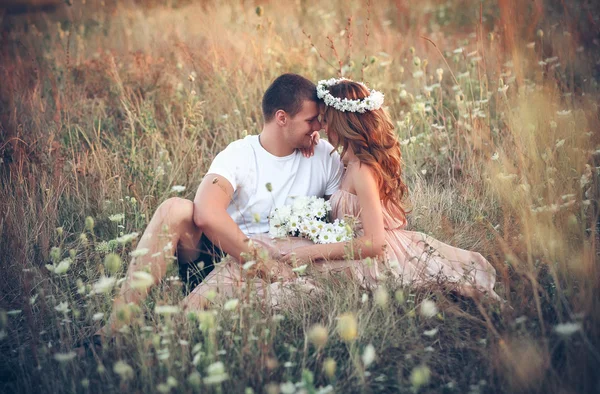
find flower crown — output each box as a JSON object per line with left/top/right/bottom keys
{"left": 316, "top": 77, "right": 384, "bottom": 113}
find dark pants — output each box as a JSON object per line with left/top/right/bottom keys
{"left": 178, "top": 233, "right": 224, "bottom": 294}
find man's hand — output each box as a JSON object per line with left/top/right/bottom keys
{"left": 299, "top": 131, "right": 320, "bottom": 158}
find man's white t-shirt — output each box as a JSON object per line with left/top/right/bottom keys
{"left": 206, "top": 135, "right": 344, "bottom": 235}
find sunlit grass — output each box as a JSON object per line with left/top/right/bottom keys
{"left": 0, "top": 0, "right": 598, "bottom": 393}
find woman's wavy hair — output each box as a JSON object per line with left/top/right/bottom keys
{"left": 322, "top": 80, "right": 409, "bottom": 221}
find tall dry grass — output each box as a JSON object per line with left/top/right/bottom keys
{"left": 1, "top": 0, "right": 599, "bottom": 392}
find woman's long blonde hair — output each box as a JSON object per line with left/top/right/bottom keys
{"left": 322, "top": 80, "right": 409, "bottom": 221}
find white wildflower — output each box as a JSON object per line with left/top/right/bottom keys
{"left": 109, "top": 213, "right": 125, "bottom": 222}
{"left": 93, "top": 276, "right": 116, "bottom": 294}
{"left": 171, "top": 185, "right": 186, "bottom": 193}
{"left": 131, "top": 271, "right": 154, "bottom": 289}
{"left": 130, "top": 248, "right": 149, "bottom": 257}
{"left": 419, "top": 300, "right": 438, "bottom": 318}
{"left": 116, "top": 232, "right": 139, "bottom": 244}
{"left": 362, "top": 344, "right": 376, "bottom": 367}
{"left": 423, "top": 328, "right": 439, "bottom": 337}
{"left": 155, "top": 305, "right": 180, "bottom": 315}
{"left": 54, "top": 302, "right": 70, "bottom": 315}
{"left": 223, "top": 299, "right": 239, "bottom": 311}
{"left": 54, "top": 352, "right": 76, "bottom": 363}
{"left": 553, "top": 322, "right": 582, "bottom": 336}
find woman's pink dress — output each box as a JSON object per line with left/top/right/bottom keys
{"left": 184, "top": 190, "right": 500, "bottom": 309}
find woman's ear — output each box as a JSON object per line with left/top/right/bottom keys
{"left": 275, "top": 110, "right": 287, "bottom": 127}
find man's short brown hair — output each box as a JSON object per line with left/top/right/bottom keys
{"left": 262, "top": 73, "right": 318, "bottom": 122}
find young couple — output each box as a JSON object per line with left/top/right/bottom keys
{"left": 103, "top": 73, "right": 500, "bottom": 333}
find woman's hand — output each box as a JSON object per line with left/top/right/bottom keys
{"left": 280, "top": 246, "right": 315, "bottom": 265}
{"left": 298, "top": 131, "right": 320, "bottom": 158}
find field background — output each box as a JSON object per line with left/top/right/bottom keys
{"left": 1, "top": 0, "right": 599, "bottom": 393}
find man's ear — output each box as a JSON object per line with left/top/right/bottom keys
{"left": 275, "top": 110, "right": 287, "bottom": 127}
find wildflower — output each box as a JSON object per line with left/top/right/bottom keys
{"left": 113, "top": 360, "right": 134, "bottom": 380}
{"left": 395, "top": 290, "right": 405, "bottom": 304}
{"left": 204, "top": 361, "right": 229, "bottom": 385}
{"left": 491, "top": 152, "right": 499, "bottom": 161}
{"left": 54, "top": 258, "right": 72, "bottom": 275}
{"left": 109, "top": 213, "right": 125, "bottom": 222}
{"left": 171, "top": 185, "right": 186, "bottom": 193}
{"left": 50, "top": 247, "right": 61, "bottom": 263}
{"left": 116, "top": 232, "right": 139, "bottom": 244}
{"left": 337, "top": 313, "right": 358, "bottom": 342}
{"left": 553, "top": 322, "right": 581, "bottom": 336}
{"left": 223, "top": 299, "right": 239, "bottom": 311}
{"left": 362, "top": 344, "right": 376, "bottom": 367}
{"left": 55, "top": 302, "right": 70, "bottom": 315}
{"left": 188, "top": 372, "right": 202, "bottom": 389}
{"left": 92, "top": 312, "right": 105, "bottom": 321}
{"left": 361, "top": 293, "right": 369, "bottom": 303}
{"left": 555, "top": 139, "right": 565, "bottom": 148}
{"left": 410, "top": 365, "right": 431, "bottom": 389}
{"left": 130, "top": 248, "right": 149, "bottom": 257}
{"left": 323, "top": 358, "right": 336, "bottom": 378}
{"left": 419, "top": 299, "right": 438, "bottom": 318}
{"left": 104, "top": 253, "right": 122, "bottom": 274}
{"left": 54, "top": 352, "right": 76, "bottom": 363}
{"left": 83, "top": 216, "right": 95, "bottom": 231}
{"left": 423, "top": 328, "right": 439, "bottom": 337}
{"left": 93, "top": 276, "right": 116, "bottom": 294}
{"left": 556, "top": 110, "right": 571, "bottom": 116}
{"left": 412, "top": 70, "right": 424, "bottom": 79}
{"left": 155, "top": 305, "right": 180, "bottom": 315}
{"left": 292, "top": 264, "right": 308, "bottom": 274}
{"left": 374, "top": 287, "right": 389, "bottom": 308}
{"left": 131, "top": 271, "right": 154, "bottom": 289}
{"left": 435, "top": 68, "right": 443, "bottom": 82}
{"left": 56, "top": 227, "right": 64, "bottom": 236}
{"left": 308, "top": 324, "right": 328, "bottom": 348}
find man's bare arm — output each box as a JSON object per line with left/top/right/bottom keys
{"left": 193, "top": 174, "right": 251, "bottom": 263}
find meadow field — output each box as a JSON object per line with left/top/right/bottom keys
{"left": 0, "top": 0, "right": 599, "bottom": 392}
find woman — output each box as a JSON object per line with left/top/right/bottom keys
{"left": 184, "top": 78, "right": 500, "bottom": 310}
{"left": 278, "top": 78, "right": 500, "bottom": 300}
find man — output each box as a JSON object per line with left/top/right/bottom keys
{"left": 101, "top": 73, "right": 343, "bottom": 333}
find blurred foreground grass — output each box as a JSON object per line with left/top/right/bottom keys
{"left": 0, "top": 0, "right": 599, "bottom": 392}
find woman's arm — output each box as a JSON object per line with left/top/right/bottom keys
{"left": 282, "top": 164, "right": 387, "bottom": 263}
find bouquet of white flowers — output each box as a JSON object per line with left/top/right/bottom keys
{"left": 268, "top": 196, "right": 354, "bottom": 244}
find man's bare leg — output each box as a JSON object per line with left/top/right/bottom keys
{"left": 101, "top": 197, "right": 203, "bottom": 335}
